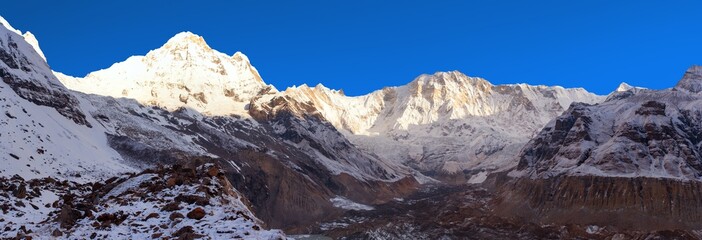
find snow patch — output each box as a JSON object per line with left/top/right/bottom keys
{"left": 467, "top": 171, "right": 488, "bottom": 184}
{"left": 330, "top": 196, "right": 374, "bottom": 211}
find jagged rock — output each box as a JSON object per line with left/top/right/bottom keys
{"left": 51, "top": 228, "right": 62, "bottom": 237}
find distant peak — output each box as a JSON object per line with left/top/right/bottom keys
{"left": 315, "top": 83, "right": 330, "bottom": 89}
{"left": 676, "top": 65, "right": 702, "bottom": 93}
{"left": 231, "top": 51, "right": 250, "bottom": 62}
{"left": 616, "top": 82, "right": 633, "bottom": 92}
{"left": 429, "top": 70, "right": 468, "bottom": 78}
{"left": 414, "top": 70, "right": 492, "bottom": 88}
{"left": 162, "top": 31, "right": 211, "bottom": 50}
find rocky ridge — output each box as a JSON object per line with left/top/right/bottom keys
{"left": 253, "top": 71, "right": 604, "bottom": 180}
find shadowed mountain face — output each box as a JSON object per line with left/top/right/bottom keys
{"left": 75, "top": 92, "right": 419, "bottom": 231}
{"left": 513, "top": 66, "right": 702, "bottom": 180}
{"left": 488, "top": 66, "right": 702, "bottom": 234}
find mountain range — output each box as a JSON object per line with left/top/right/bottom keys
{"left": 2, "top": 15, "right": 701, "bottom": 239}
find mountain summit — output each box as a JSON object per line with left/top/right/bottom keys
{"left": 162, "top": 31, "right": 211, "bottom": 50}
{"left": 676, "top": 65, "right": 702, "bottom": 93}
{"left": 58, "top": 32, "right": 275, "bottom": 116}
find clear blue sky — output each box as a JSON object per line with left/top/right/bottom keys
{"left": 3, "top": 1, "right": 701, "bottom": 96}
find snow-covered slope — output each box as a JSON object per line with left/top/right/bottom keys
{"left": 1, "top": 164, "right": 287, "bottom": 239}
{"left": 512, "top": 65, "right": 702, "bottom": 180}
{"left": 0, "top": 16, "right": 134, "bottom": 182}
{"left": 58, "top": 32, "right": 276, "bottom": 116}
{"left": 253, "top": 71, "right": 604, "bottom": 176}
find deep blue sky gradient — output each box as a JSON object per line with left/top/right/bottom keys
{"left": 3, "top": 1, "right": 701, "bottom": 95}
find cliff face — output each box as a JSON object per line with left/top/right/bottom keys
{"left": 494, "top": 175, "right": 702, "bottom": 230}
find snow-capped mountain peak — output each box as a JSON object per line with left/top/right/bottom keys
{"left": 162, "top": 31, "right": 211, "bottom": 50}
{"left": 606, "top": 82, "right": 648, "bottom": 101}
{"left": 616, "top": 82, "right": 634, "bottom": 92}
{"left": 58, "top": 32, "right": 276, "bottom": 116}
{"left": 676, "top": 65, "right": 702, "bottom": 93}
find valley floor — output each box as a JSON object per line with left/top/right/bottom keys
{"left": 306, "top": 183, "right": 702, "bottom": 240}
